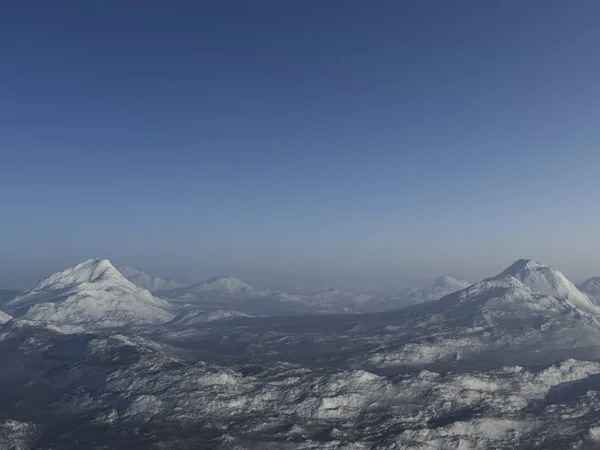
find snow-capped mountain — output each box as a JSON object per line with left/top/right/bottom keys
{"left": 579, "top": 276, "right": 600, "bottom": 305}
{"left": 361, "top": 259, "right": 600, "bottom": 369}
{"left": 185, "top": 275, "right": 263, "bottom": 297}
{"left": 6, "top": 259, "right": 175, "bottom": 333}
{"left": 495, "top": 259, "right": 596, "bottom": 311}
{"left": 431, "top": 273, "right": 471, "bottom": 291}
{"left": 181, "top": 259, "right": 600, "bottom": 373}
{"left": 118, "top": 266, "right": 183, "bottom": 293}
{"left": 349, "top": 273, "right": 471, "bottom": 312}
{"left": 4, "top": 257, "right": 600, "bottom": 448}
{"left": 402, "top": 273, "right": 472, "bottom": 305}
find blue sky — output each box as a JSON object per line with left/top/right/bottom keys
{"left": 2, "top": 1, "right": 600, "bottom": 289}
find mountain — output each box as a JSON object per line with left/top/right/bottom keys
{"left": 118, "top": 266, "right": 183, "bottom": 293}
{"left": 494, "top": 259, "right": 598, "bottom": 314}
{"left": 5, "top": 259, "right": 175, "bottom": 333}
{"left": 364, "top": 259, "right": 600, "bottom": 369}
{"left": 169, "top": 277, "right": 376, "bottom": 315}
{"left": 351, "top": 273, "right": 471, "bottom": 312}
{"left": 402, "top": 273, "right": 472, "bottom": 305}
{"left": 431, "top": 273, "right": 471, "bottom": 291}
{"left": 170, "top": 276, "right": 269, "bottom": 303}
{"left": 579, "top": 276, "right": 600, "bottom": 305}
{"left": 5, "top": 258, "right": 600, "bottom": 448}
{"left": 180, "top": 259, "right": 600, "bottom": 373}
{"left": 185, "top": 276, "right": 263, "bottom": 297}
{"left": 163, "top": 273, "right": 471, "bottom": 315}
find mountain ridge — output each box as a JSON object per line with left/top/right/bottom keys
{"left": 118, "top": 266, "right": 183, "bottom": 293}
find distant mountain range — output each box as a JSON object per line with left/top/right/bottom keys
{"left": 5, "top": 258, "right": 600, "bottom": 333}
{"left": 116, "top": 266, "right": 472, "bottom": 315}
{"left": 117, "top": 266, "right": 184, "bottom": 293}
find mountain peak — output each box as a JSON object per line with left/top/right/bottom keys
{"left": 431, "top": 274, "right": 470, "bottom": 290}
{"left": 486, "top": 259, "right": 598, "bottom": 315}
{"left": 6, "top": 259, "right": 174, "bottom": 332}
{"left": 499, "top": 259, "right": 545, "bottom": 277}
{"left": 201, "top": 276, "right": 253, "bottom": 292}
{"left": 205, "top": 275, "right": 244, "bottom": 284}
{"left": 181, "top": 275, "right": 265, "bottom": 298}
{"left": 28, "top": 258, "right": 121, "bottom": 293}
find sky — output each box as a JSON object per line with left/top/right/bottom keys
{"left": 1, "top": 0, "right": 600, "bottom": 289}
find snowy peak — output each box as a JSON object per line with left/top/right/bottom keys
{"left": 189, "top": 276, "right": 259, "bottom": 296}
{"left": 29, "top": 259, "right": 122, "bottom": 292}
{"left": 496, "top": 260, "right": 582, "bottom": 298}
{"left": 6, "top": 259, "right": 175, "bottom": 333}
{"left": 481, "top": 259, "right": 598, "bottom": 315}
{"left": 499, "top": 258, "right": 545, "bottom": 277}
{"left": 118, "top": 266, "right": 182, "bottom": 293}
{"left": 431, "top": 274, "right": 471, "bottom": 291}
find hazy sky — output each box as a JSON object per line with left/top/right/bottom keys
{"left": 2, "top": 1, "right": 600, "bottom": 289}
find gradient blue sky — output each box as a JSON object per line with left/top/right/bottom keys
{"left": 2, "top": 1, "right": 600, "bottom": 289}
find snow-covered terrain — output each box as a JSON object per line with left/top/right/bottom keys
{"left": 580, "top": 276, "right": 600, "bottom": 305}
{"left": 169, "top": 308, "right": 254, "bottom": 327}
{"left": 4, "top": 319, "right": 600, "bottom": 448}
{"left": 0, "top": 309, "right": 12, "bottom": 324}
{"left": 6, "top": 259, "right": 175, "bottom": 332}
{"left": 3, "top": 258, "right": 600, "bottom": 448}
{"left": 118, "top": 266, "right": 183, "bottom": 293}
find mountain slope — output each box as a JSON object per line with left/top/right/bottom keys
{"left": 6, "top": 259, "right": 175, "bottom": 333}
{"left": 118, "top": 266, "right": 183, "bottom": 293}
{"left": 579, "top": 277, "right": 600, "bottom": 305}
{"left": 405, "top": 273, "right": 472, "bottom": 305}
{"left": 0, "top": 309, "right": 12, "bottom": 324}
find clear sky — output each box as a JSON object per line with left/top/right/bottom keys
{"left": 2, "top": 1, "right": 600, "bottom": 289}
